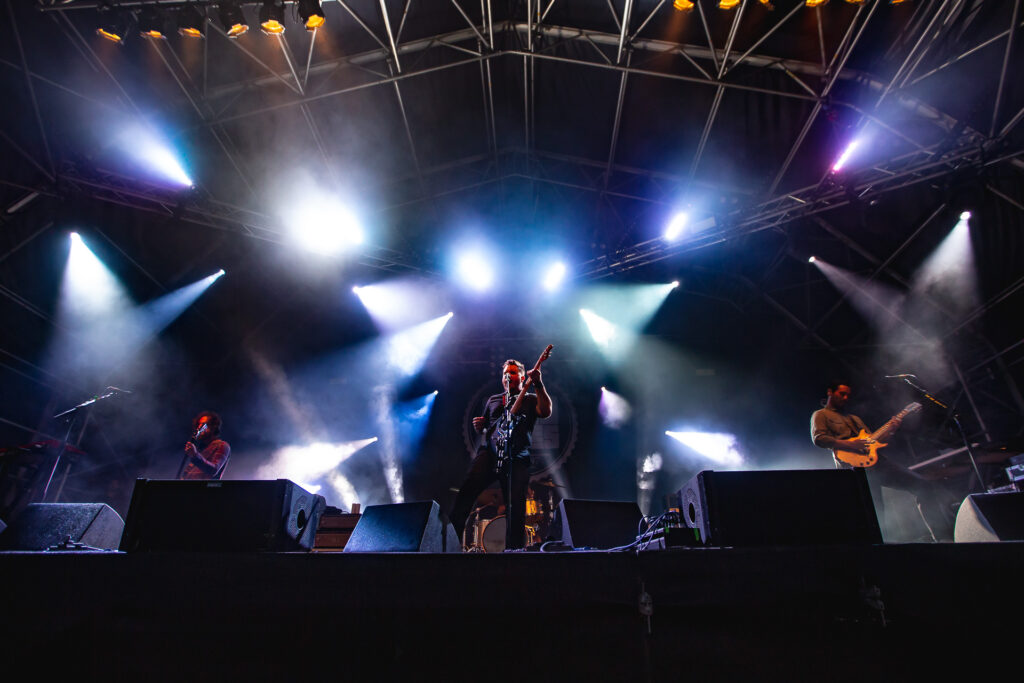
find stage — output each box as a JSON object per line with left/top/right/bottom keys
{"left": 3, "top": 542, "right": 1020, "bottom": 680}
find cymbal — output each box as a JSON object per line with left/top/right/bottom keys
{"left": 475, "top": 489, "right": 503, "bottom": 506}
{"left": 530, "top": 479, "right": 565, "bottom": 488}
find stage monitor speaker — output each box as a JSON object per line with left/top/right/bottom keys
{"left": 343, "top": 501, "right": 460, "bottom": 553}
{"left": 954, "top": 492, "right": 1024, "bottom": 542}
{"left": 119, "top": 479, "right": 326, "bottom": 552}
{"left": 556, "top": 499, "right": 643, "bottom": 550}
{"left": 0, "top": 503, "right": 124, "bottom": 551}
{"left": 679, "top": 469, "right": 882, "bottom": 547}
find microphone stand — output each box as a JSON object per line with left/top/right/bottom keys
{"left": 900, "top": 377, "right": 985, "bottom": 491}
{"left": 44, "top": 388, "right": 124, "bottom": 502}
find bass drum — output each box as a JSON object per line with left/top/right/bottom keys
{"left": 480, "top": 515, "right": 506, "bottom": 553}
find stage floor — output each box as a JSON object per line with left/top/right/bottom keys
{"left": 3, "top": 542, "right": 1021, "bottom": 681}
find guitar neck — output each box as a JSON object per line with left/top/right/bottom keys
{"left": 871, "top": 403, "right": 921, "bottom": 441}
{"left": 507, "top": 345, "right": 552, "bottom": 417}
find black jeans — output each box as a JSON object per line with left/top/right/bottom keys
{"left": 450, "top": 448, "right": 531, "bottom": 549}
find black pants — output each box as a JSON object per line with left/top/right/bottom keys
{"left": 450, "top": 448, "right": 531, "bottom": 550}
{"left": 869, "top": 458, "right": 954, "bottom": 540}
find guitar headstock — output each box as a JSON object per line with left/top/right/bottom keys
{"left": 539, "top": 344, "right": 553, "bottom": 363}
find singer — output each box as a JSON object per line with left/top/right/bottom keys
{"left": 178, "top": 411, "right": 231, "bottom": 480}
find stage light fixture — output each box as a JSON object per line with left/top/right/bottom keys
{"left": 666, "top": 430, "right": 745, "bottom": 467}
{"left": 298, "top": 0, "right": 326, "bottom": 30}
{"left": 542, "top": 262, "right": 567, "bottom": 292}
{"left": 757, "top": 0, "right": 775, "bottom": 8}
{"left": 673, "top": 0, "right": 695, "bottom": 11}
{"left": 96, "top": 12, "right": 130, "bottom": 43}
{"left": 808, "top": 256, "right": 816, "bottom": 263}
{"left": 259, "top": 0, "right": 286, "bottom": 35}
{"left": 719, "top": 0, "right": 741, "bottom": 9}
{"left": 453, "top": 247, "right": 495, "bottom": 292}
{"left": 664, "top": 212, "right": 688, "bottom": 241}
{"left": 218, "top": 2, "right": 249, "bottom": 37}
{"left": 959, "top": 211, "right": 971, "bottom": 220}
{"left": 844, "top": 0, "right": 866, "bottom": 4}
{"left": 177, "top": 3, "right": 205, "bottom": 38}
{"left": 806, "top": 0, "right": 829, "bottom": 7}
{"left": 138, "top": 6, "right": 166, "bottom": 40}
{"left": 831, "top": 138, "right": 861, "bottom": 172}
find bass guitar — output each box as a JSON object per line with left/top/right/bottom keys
{"left": 833, "top": 402, "right": 922, "bottom": 468}
{"left": 492, "top": 344, "right": 553, "bottom": 471}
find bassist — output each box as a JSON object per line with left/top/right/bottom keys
{"left": 451, "top": 356, "right": 552, "bottom": 550}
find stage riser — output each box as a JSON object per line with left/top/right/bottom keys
{"left": 1, "top": 544, "right": 1020, "bottom": 678}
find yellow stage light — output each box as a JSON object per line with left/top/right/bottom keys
{"left": 673, "top": 0, "right": 695, "bottom": 11}
{"left": 218, "top": 2, "right": 249, "bottom": 38}
{"left": 259, "top": 0, "right": 286, "bottom": 35}
{"left": 298, "top": 0, "right": 326, "bottom": 31}
{"left": 177, "top": 3, "right": 205, "bottom": 38}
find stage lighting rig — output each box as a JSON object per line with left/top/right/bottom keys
{"left": 259, "top": 0, "right": 286, "bottom": 35}
{"left": 672, "top": 0, "right": 694, "bottom": 10}
{"left": 298, "top": 0, "right": 326, "bottom": 31}
{"left": 719, "top": 0, "right": 740, "bottom": 9}
{"left": 218, "top": 2, "right": 249, "bottom": 38}
{"left": 177, "top": 3, "right": 205, "bottom": 38}
{"left": 96, "top": 10, "right": 131, "bottom": 43}
{"left": 138, "top": 6, "right": 166, "bottom": 40}
{"left": 805, "top": 0, "right": 829, "bottom": 7}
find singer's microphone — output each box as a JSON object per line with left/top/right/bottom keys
{"left": 884, "top": 374, "right": 917, "bottom": 379}
{"left": 193, "top": 423, "right": 209, "bottom": 441}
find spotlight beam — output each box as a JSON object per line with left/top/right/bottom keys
{"left": 805, "top": 208, "right": 949, "bottom": 337}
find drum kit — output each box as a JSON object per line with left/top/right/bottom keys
{"left": 463, "top": 478, "right": 562, "bottom": 552}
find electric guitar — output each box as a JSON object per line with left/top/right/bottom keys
{"left": 833, "top": 402, "right": 922, "bottom": 468}
{"left": 491, "top": 344, "right": 553, "bottom": 471}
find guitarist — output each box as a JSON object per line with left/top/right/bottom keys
{"left": 810, "top": 380, "right": 951, "bottom": 540}
{"left": 450, "top": 358, "right": 552, "bottom": 550}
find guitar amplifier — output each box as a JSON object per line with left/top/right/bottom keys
{"left": 313, "top": 506, "right": 362, "bottom": 551}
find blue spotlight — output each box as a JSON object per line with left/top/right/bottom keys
{"left": 578, "top": 283, "right": 677, "bottom": 334}
{"left": 62, "top": 231, "right": 131, "bottom": 320}
{"left": 394, "top": 391, "right": 439, "bottom": 460}
{"left": 287, "top": 199, "right": 364, "bottom": 256}
{"left": 133, "top": 270, "right": 224, "bottom": 338}
{"left": 542, "top": 261, "right": 568, "bottom": 292}
{"left": 664, "top": 212, "right": 688, "bottom": 241}
{"left": 117, "top": 123, "right": 194, "bottom": 188}
{"left": 257, "top": 438, "right": 377, "bottom": 509}
{"left": 453, "top": 246, "right": 496, "bottom": 292}
{"left": 666, "top": 430, "right": 745, "bottom": 467}
{"left": 353, "top": 278, "right": 451, "bottom": 331}
{"left": 383, "top": 312, "right": 454, "bottom": 377}
{"left": 579, "top": 308, "right": 619, "bottom": 348}
{"left": 599, "top": 387, "right": 632, "bottom": 429}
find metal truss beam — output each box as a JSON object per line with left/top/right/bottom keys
{"left": 575, "top": 136, "right": 1024, "bottom": 280}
